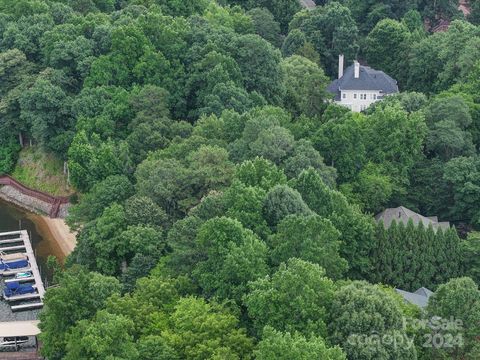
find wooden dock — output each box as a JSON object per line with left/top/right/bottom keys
{"left": 0, "top": 238, "right": 24, "bottom": 244}
{"left": 0, "top": 230, "right": 45, "bottom": 309}
{"left": 2, "top": 267, "right": 33, "bottom": 276}
{"left": 5, "top": 275, "right": 35, "bottom": 283}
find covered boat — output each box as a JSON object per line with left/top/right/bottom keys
{"left": 0, "top": 252, "right": 27, "bottom": 262}
{"left": 3, "top": 282, "right": 36, "bottom": 298}
{"left": 0, "top": 259, "right": 29, "bottom": 271}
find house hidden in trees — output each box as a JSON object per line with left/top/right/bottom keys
{"left": 395, "top": 287, "right": 433, "bottom": 309}
{"left": 375, "top": 206, "right": 450, "bottom": 232}
{"left": 299, "top": 0, "right": 316, "bottom": 10}
{"left": 327, "top": 55, "right": 399, "bottom": 112}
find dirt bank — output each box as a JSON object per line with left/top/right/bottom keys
{"left": 27, "top": 214, "right": 77, "bottom": 260}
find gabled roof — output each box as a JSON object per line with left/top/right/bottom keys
{"left": 299, "top": 0, "right": 316, "bottom": 10}
{"left": 328, "top": 64, "right": 399, "bottom": 100}
{"left": 375, "top": 206, "right": 450, "bottom": 231}
{"left": 396, "top": 287, "right": 433, "bottom": 308}
{"left": 414, "top": 287, "right": 434, "bottom": 298}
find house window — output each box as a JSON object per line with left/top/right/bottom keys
{"left": 363, "top": 93, "right": 367, "bottom": 99}
{"left": 354, "top": 93, "right": 357, "bottom": 99}
{"left": 373, "top": 94, "right": 377, "bottom": 100}
{"left": 342, "top": 93, "right": 346, "bottom": 99}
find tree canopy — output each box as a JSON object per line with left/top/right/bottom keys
{"left": 3, "top": 1, "right": 478, "bottom": 359}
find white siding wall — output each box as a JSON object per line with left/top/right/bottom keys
{"left": 336, "top": 90, "right": 382, "bottom": 112}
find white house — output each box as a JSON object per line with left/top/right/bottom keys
{"left": 327, "top": 55, "right": 399, "bottom": 112}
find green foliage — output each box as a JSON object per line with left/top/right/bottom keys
{"left": 193, "top": 217, "right": 268, "bottom": 303}
{"left": 12, "top": 1, "right": 480, "bottom": 358}
{"left": 135, "top": 0, "right": 210, "bottom": 17}
{"left": 348, "top": 162, "right": 393, "bottom": 213}
{"left": 71, "top": 203, "right": 153, "bottom": 276}
{"left": 292, "top": 169, "right": 376, "bottom": 279}
{"left": 365, "top": 18, "right": 411, "bottom": 85}
{"left": 65, "top": 310, "right": 138, "bottom": 360}
{"left": 370, "top": 221, "right": 461, "bottom": 290}
{"left": 263, "top": 184, "right": 312, "bottom": 227}
{"left": 444, "top": 155, "right": 480, "bottom": 225}
{"left": 247, "top": 7, "right": 281, "bottom": 47}
{"left": 281, "top": 55, "right": 331, "bottom": 117}
{"left": 268, "top": 214, "right": 348, "bottom": 279}
{"left": 283, "top": 139, "right": 337, "bottom": 184}
{"left": 234, "top": 157, "right": 287, "bottom": 191}
{"left": 68, "top": 131, "right": 132, "bottom": 192}
{"left": 163, "top": 216, "right": 205, "bottom": 277}
{"left": 253, "top": 0, "right": 301, "bottom": 32}
{"left": 135, "top": 144, "right": 234, "bottom": 218}
{"left": 470, "top": 1, "right": 480, "bottom": 25}
{"left": 329, "top": 281, "right": 416, "bottom": 360}
{"left": 244, "top": 258, "right": 335, "bottom": 337}
{"left": 67, "top": 175, "right": 134, "bottom": 228}
{"left": 255, "top": 326, "right": 347, "bottom": 360}
{"left": 408, "top": 21, "right": 480, "bottom": 93}
{"left": 39, "top": 266, "right": 121, "bottom": 360}
{"left": 362, "top": 105, "right": 427, "bottom": 192}
{"left": 461, "top": 232, "right": 480, "bottom": 284}
{"left": 160, "top": 296, "right": 254, "bottom": 359}
{"left": 426, "top": 277, "right": 480, "bottom": 359}
{"left": 124, "top": 195, "right": 168, "bottom": 228}
{"left": 222, "top": 181, "right": 271, "bottom": 238}
{"left": 0, "top": 141, "right": 20, "bottom": 174}
{"left": 281, "top": 28, "right": 307, "bottom": 57}
{"left": 9, "top": 147, "right": 70, "bottom": 195}
{"left": 230, "top": 34, "right": 284, "bottom": 103}
{"left": 424, "top": 95, "right": 475, "bottom": 160}
{"left": 289, "top": 2, "right": 359, "bottom": 76}
{"left": 19, "top": 73, "right": 74, "bottom": 153}
{"left": 313, "top": 111, "right": 367, "bottom": 183}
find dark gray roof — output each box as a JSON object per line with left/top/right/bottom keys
{"left": 299, "top": 0, "right": 316, "bottom": 9}
{"left": 396, "top": 287, "right": 433, "bottom": 308}
{"left": 375, "top": 206, "right": 450, "bottom": 231}
{"left": 328, "top": 64, "right": 399, "bottom": 100}
{"left": 414, "top": 287, "right": 434, "bottom": 298}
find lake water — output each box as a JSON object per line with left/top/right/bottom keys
{"left": 0, "top": 200, "right": 58, "bottom": 322}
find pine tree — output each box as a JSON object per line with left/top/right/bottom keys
{"left": 371, "top": 223, "right": 389, "bottom": 284}
{"left": 443, "top": 227, "right": 461, "bottom": 280}
{"left": 433, "top": 228, "right": 449, "bottom": 286}
{"left": 389, "top": 221, "right": 405, "bottom": 288}
{"left": 414, "top": 222, "right": 429, "bottom": 290}
{"left": 403, "top": 219, "right": 419, "bottom": 290}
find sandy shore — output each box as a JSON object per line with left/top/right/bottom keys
{"left": 0, "top": 195, "right": 76, "bottom": 261}
{"left": 29, "top": 215, "right": 77, "bottom": 260}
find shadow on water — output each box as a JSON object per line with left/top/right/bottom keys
{"left": 0, "top": 199, "right": 63, "bottom": 322}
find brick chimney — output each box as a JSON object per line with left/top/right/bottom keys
{"left": 354, "top": 60, "right": 360, "bottom": 79}
{"left": 338, "top": 54, "right": 344, "bottom": 79}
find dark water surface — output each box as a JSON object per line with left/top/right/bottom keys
{"left": 0, "top": 200, "right": 59, "bottom": 322}
{"left": 0, "top": 200, "right": 55, "bottom": 281}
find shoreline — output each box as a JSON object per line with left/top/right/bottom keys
{"left": 0, "top": 197, "right": 76, "bottom": 261}
{"left": 28, "top": 214, "right": 77, "bottom": 261}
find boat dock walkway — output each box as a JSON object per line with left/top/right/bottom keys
{"left": 0, "top": 230, "right": 45, "bottom": 310}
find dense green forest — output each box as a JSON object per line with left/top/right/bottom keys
{"left": 1, "top": 0, "right": 480, "bottom": 359}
